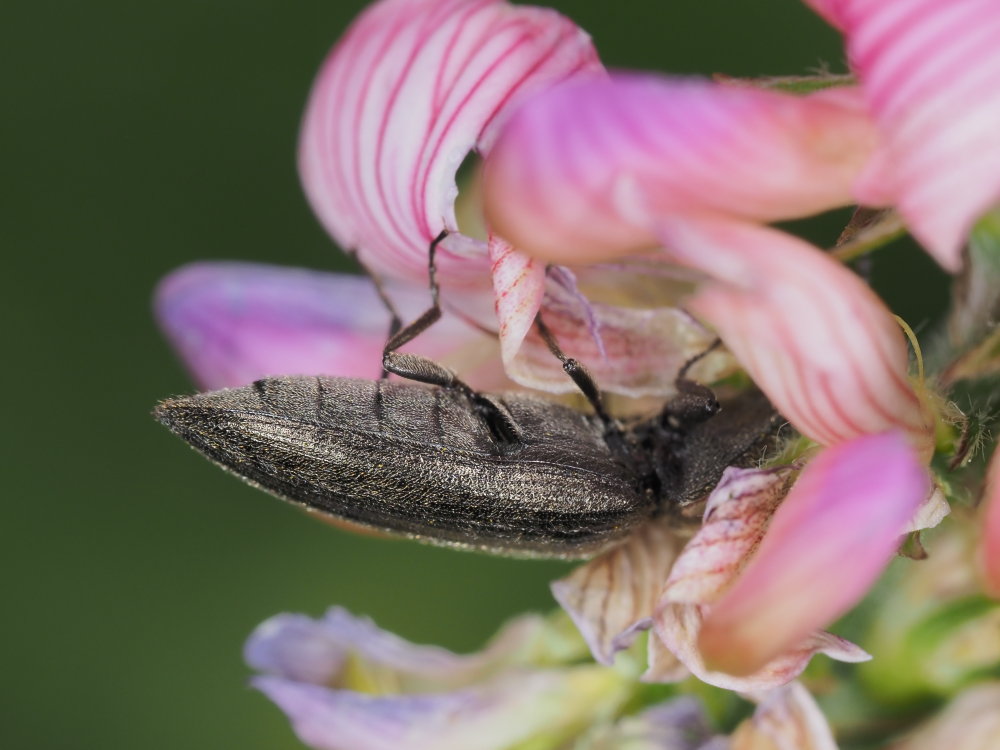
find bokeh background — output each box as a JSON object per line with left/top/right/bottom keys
{"left": 5, "top": 1, "right": 947, "bottom": 748}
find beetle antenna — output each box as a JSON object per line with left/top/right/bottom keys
{"left": 678, "top": 338, "right": 722, "bottom": 382}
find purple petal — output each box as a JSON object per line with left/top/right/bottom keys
{"left": 580, "top": 696, "right": 726, "bottom": 750}
{"left": 246, "top": 607, "right": 547, "bottom": 690}
{"left": 254, "top": 669, "right": 615, "bottom": 750}
{"left": 155, "top": 262, "right": 485, "bottom": 390}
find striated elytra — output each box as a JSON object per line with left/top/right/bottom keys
{"left": 154, "top": 375, "right": 780, "bottom": 559}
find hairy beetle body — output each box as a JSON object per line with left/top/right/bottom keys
{"left": 155, "top": 375, "right": 780, "bottom": 559}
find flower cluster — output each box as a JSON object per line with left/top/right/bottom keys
{"left": 156, "top": 0, "right": 1000, "bottom": 747}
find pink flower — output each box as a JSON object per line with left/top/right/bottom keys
{"left": 158, "top": 0, "right": 951, "bottom": 700}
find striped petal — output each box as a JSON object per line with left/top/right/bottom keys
{"left": 490, "top": 244, "right": 725, "bottom": 395}
{"left": 652, "top": 466, "right": 869, "bottom": 691}
{"left": 653, "top": 604, "right": 868, "bottom": 692}
{"left": 807, "top": 0, "right": 1000, "bottom": 271}
{"left": 299, "top": 0, "right": 602, "bottom": 287}
{"left": 731, "top": 682, "right": 837, "bottom": 750}
{"left": 659, "top": 219, "right": 934, "bottom": 457}
{"left": 698, "top": 432, "right": 929, "bottom": 676}
{"left": 154, "top": 262, "right": 489, "bottom": 390}
{"left": 483, "top": 74, "right": 875, "bottom": 264}
{"left": 980, "top": 447, "right": 1000, "bottom": 597}
{"left": 551, "top": 520, "right": 680, "bottom": 665}
{"left": 660, "top": 466, "right": 797, "bottom": 606}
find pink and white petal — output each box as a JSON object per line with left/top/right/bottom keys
{"left": 906, "top": 486, "right": 950, "bottom": 534}
{"left": 807, "top": 0, "right": 1000, "bottom": 271}
{"left": 697, "top": 432, "right": 929, "bottom": 676}
{"left": 979, "top": 448, "right": 1000, "bottom": 597}
{"left": 652, "top": 604, "right": 869, "bottom": 692}
{"left": 643, "top": 631, "right": 690, "bottom": 684}
{"left": 299, "top": 0, "right": 603, "bottom": 286}
{"left": 660, "top": 466, "right": 797, "bottom": 605}
{"left": 254, "top": 670, "right": 598, "bottom": 750}
{"left": 659, "top": 219, "right": 934, "bottom": 456}
{"left": 501, "top": 262, "right": 723, "bottom": 395}
{"left": 483, "top": 74, "right": 875, "bottom": 265}
{"left": 154, "top": 262, "right": 486, "bottom": 390}
{"left": 552, "top": 519, "right": 680, "bottom": 665}
{"left": 489, "top": 235, "right": 546, "bottom": 369}
{"left": 246, "top": 607, "right": 548, "bottom": 691}
{"left": 731, "top": 682, "right": 838, "bottom": 750}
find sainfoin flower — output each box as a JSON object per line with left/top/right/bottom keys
{"left": 154, "top": 0, "right": 1000, "bottom": 746}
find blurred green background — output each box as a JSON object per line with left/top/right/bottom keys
{"left": 4, "top": 1, "right": 945, "bottom": 748}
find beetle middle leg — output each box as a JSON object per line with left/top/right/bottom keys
{"left": 532, "top": 313, "right": 633, "bottom": 457}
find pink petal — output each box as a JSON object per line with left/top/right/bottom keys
{"left": 660, "top": 466, "right": 797, "bottom": 606}
{"left": 979, "top": 448, "right": 1000, "bottom": 597}
{"left": 698, "top": 432, "right": 929, "bottom": 676}
{"left": 551, "top": 519, "right": 680, "bottom": 665}
{"left": 299, "top": 0, "right": 602, "bottom": 286}
{"left": 489, "top": 235, "right": 546, "bottom": 372}
{"left": 731, "top": 682, "right": 838, "bottom": 750}
{"left": 652, "top": 604, "right": 868, "bottom": 692}
{"left": 155, "top": 262, "right": 487, "bottom": 390}
{"left": 659, "top": 219, "right": 934, "bottom": 457}
{"left": 906, "top": 486, "right": 950, "bottom": 533}
{"left": 483, "top": 74, "right": 875, "bottom": 264}
{"left": 807, "top": 0, "right": 1000, "bottom": 271}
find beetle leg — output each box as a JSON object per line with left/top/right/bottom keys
{"left": 534, "top": 314, "right": 621, "bottom": 433}
{"left": 381, "top": 230, "right": 463, "bottom": 386}
{"left": 380, "top": 232, "right": 523, "bottom": 448}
